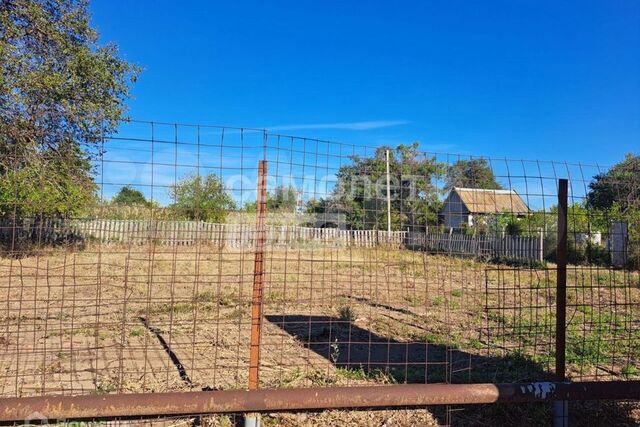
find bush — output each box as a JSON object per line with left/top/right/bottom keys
{"left": 505, "top": 219, "right": 524, "bottom": 236}
{"left": 546, "top": 242, "right": 611, "bottom": 267}
{"left": 337, "top": 305, "right": 356, "bottom": 321}
{"left": 169, "top": 174, "right": 236, "bottom": 222}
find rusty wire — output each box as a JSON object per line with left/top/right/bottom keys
{"left": 0, "top": 120, "right": 638, "bottom": 425}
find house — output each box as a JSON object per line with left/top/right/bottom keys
{"left": 440, "top": 187, "right": 529, "bottom": 228}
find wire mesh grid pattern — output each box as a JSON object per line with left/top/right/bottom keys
{"left": 0, "top": 120, "right": 638, "bottom": 424}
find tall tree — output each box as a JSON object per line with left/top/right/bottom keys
{"left": 330, "top": 143, "right": 444, "bottom": 230}
{"left": 0, "top": 0, "right": 139, "bottom": 218}
{"left": 587, "top": 154, "right": 640, "bottom": 270}
{"left": 445, "top": 159, "right": 502, "bottom": 191}
{"left": 587, "top": 154, "right": 639, "bottom": 213}
{"left": 267, "top": 185, "right": 298, "bottom": 212}
{"left": 112, "top": 186, "right": 150, "bottom": 206}
{"left": 243, "top": 185, "right": 299, "bottom": 213}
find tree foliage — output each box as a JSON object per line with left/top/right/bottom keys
{"left": 0, "top": 146, "right": 96, "bottom": 217}
{"left": 445, "top": 159, "right": 502, "bottom": 191}
{"left": 305, "top": 198, "right": 332, "bottom": 214}
{"left": 0, "top": 0, "right": 139, "bottom": 218}
{"left": 112, "top": 186, "right": 150, "bottom": 207}
{"left": 587, "top": 154, "right": 639, "bottom": 214}
{"left": 330, "top": 143, "right": 444, "bottom": 230}
{"left": 243, "top": 185, "right": 298, "bottom": 213}
{"left": 169, "top": 174, "right": 236, "bottom": 222}
{"left": 583, "top": 154, "right": 640, "bottom": 269}
{"left": 267, "top": 185, "right": 298, "bottom": 212}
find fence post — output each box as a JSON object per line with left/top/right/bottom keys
{"left": 610, "top": 221, "right": 628, "bottom": 267}
{"left": 246, "top": 160, "right": 267, "bottom": 427}
{"left": 554, "top": 178, "right": 568, "bottom": 427}
{"left": 539, "top": 230, "right": 545, "bottom": 262}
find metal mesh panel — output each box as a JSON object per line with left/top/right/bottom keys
{"left": 1, "top": 120, "right": 638, "bottom": 425}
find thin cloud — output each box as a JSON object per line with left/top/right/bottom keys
{"left": 268, "top": 120, "right": 410, "bottom": 131}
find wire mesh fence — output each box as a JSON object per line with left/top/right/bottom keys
{"left": 0, "top": 120, "right": 638, "bottom": 425}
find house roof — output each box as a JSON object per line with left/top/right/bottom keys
{"left": 447, "top": 187, "right": 529, "bottom": 214}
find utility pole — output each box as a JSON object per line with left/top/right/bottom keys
{"left": 386, "top": 149, "right": 392, "bottom": 234}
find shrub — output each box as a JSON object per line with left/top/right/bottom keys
{"left": 169, "top": 174, "right": 236, "bottom": 222}
{"left": 337, "top": 305, "right": 356, "bottom": 322}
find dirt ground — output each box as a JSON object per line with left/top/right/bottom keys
{"left": 1, "top": 243, "right": 638, "bottom": 425}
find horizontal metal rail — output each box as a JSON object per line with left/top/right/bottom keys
{"left": 1, "top": 381, "right": 639, "bottom": 423}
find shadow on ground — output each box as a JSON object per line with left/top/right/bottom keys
{"left": 265, "top": 314, "right": 638, "bottom": 426}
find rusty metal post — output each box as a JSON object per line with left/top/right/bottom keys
{"left": 246, "top": 160, "right": 267, "bottom": 427}
{"left": 249, "top": 160, "right": 267, "bottom": 389}
{"left": 555, "top": 178, "right": 568, "bottom": 427}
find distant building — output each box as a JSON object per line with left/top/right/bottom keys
{"left": 440, "top": 187, "right": 529, "bottom": 228}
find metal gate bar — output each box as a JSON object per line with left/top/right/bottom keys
{"left": 1, "top": 381, "right": 639, "bottom": 423}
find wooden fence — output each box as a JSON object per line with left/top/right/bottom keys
{"left": 0, "top": 218, "right": 407, "bottom": 248}
{"left": 1, "top": 218, "right": 544, "bottom": 261}
{"left": 406, "top": 231, "right": 544, "bottom": 262}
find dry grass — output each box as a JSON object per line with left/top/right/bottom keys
{"left": 0, "top": 243, "right": 638, "bottom": 425}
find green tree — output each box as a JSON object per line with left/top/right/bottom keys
{"left": 587, "top": 154, "right": 639, "bottom": 213}
{"left": 330, "top": 143, "right": 444, "bottom": 230}
{"left": 305, "top": 198, "right": 332, "bottom": 214}
{"left": 169, "top": 174, "right": 236, "bottom": 222}
{"left": 474, "top": 211, "right": 524, "bottom": 236}
{"left": 0, "top": 0, "right": 139, "bottom": 218}
{"left": 112, "top": 186, "right": 150, "bottom": 206}
{"left": 445, "top": 159, "right": 502, "bottom": 191}
{"left": 0, "top": 148, "right": 96, "bottom": 218}
{"left": 501, "top": 213, "right": 524, "bottom": 236}
{"left": 267, "top": 185, "right": 298, "bottom": 212}
{"left": 585, "top": 155, "right": 639, "bottom": 269}
{"left": 243, "top": 185, "right": 299, "bottom": 213}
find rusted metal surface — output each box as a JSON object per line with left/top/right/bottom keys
{"left": 248, "top": 160, "right": 268, "bottom": 390}
{"left": 556, "top": 179, "right": 568, "bottom": 382}
{"left": 0, "top": 382, "right": 638, "bottom": 422}
{"left": 2, "top": 121, "right": 639, "bottom": 425}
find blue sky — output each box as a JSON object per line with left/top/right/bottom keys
{"left": 89, "top": 1, "right": 639, "bottom": 207}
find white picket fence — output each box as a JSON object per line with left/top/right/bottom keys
{"left": 1, "top": 218, "right": 544, "bottom": 261}
{"left": 1, "top": 218, "right": 407, "bottom": 248}
{"left": 407, "top": 231, "right": 544, "bottom": 262}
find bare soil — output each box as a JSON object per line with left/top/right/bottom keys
{"left": 1, "top": 243, "right": 638, "bottom": 425}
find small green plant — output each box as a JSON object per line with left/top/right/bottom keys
{"left": 267, "top": 368, "right": 306, "bottom": 388}
{"left": 193, "top": 290, "right": 235, "bottom": 306}
{"left": 94, "top": 380, "right": 116, "bottom": 395}
{"left": 55, "top": 351, "right": 66, "bottom": 359}
{"left": 335, "top": 366, "right": 367, "bottom": 380}
{"left": 450, "top": 289, "right": 462, "bottom": 298}
{"left": 566, "top": 327, "right": 613, "bottom": 367}
{"left": 215, "top": 415, "right": 234, "bottom": 427}
{"left": 622, "top": 364, "right": 638, "bottom": 379}
{"left": 338, "top": 305, "right": 356, "bottom": 321}
{"left": 431, "top": 296, "right": 445, "bottom": 306}
{"left": 334, "top": 366, "right": 396, "bottom": 384}
{"left": 267, "top": 290, "right": 286, "bottom": 304}
{"left": 129, "top": 328, "right": 142, "bottom": 337}
{"left": 469, "top": 338, "right": 484, "bottom": 349}
{"left": 403, "top": 294, "right": 422, "bottom": 306}
{"left": 414, "top": 331, "right": 441, "bottom": 344}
